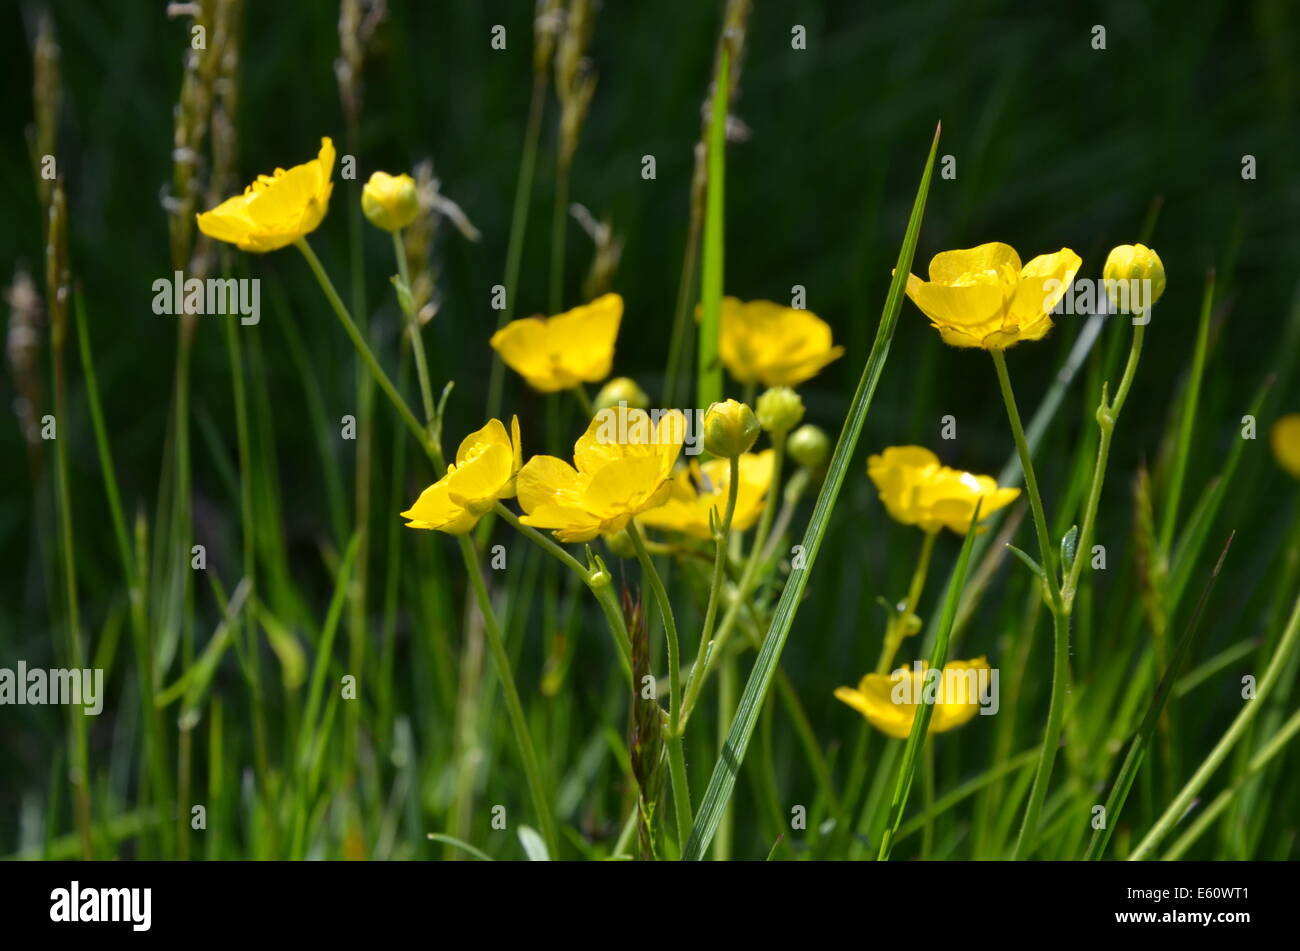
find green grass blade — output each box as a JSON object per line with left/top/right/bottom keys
{"left": 1083, "top": 532, "right": 1233, "bottom": 860}
{"left": 878, "top": 502, "right": 982, "bottom": 861}
{"left": 696, "top": 46, "right": 729, "bottom": 411}
{"left": 683, "top": 123, "right": 941, "bottom": 861}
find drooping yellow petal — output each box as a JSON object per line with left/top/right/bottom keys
{"left": 197, "top": 137, "right": 335, "bottom": 253}
{"left": 490, "top": 294, "right": 622, "bottom": 393}
{"left": 719, "top": 297, "right": 843, "bottom": 387}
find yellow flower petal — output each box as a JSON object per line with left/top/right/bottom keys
{"left": 490, "top": 294, "right": 622, "bottom": 393}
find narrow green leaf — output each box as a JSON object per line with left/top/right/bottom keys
{"left": 696, "top": 46, "right": 729, "bottom": 411}
{"left": 682, "top": 123, "right": 942, "bottom": 861}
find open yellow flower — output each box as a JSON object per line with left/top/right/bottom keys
{"left": 401, "top": 417, "right": 522, "bottom": 534}
{"left": 1272, "top": 414, "right": 1300, "bottom": 479}
{"left": 868, "top": 446, "right": 1019, "bottom": 534}
{"left": 905, "top": 242, "right": 1081, "bottom": 349}
{"left": 639, "top": 450, "right": 775, "bottom": 540}
{"left": 490, "top": 293, "right": 622, "bottom": 393}
{"left": 196, "top": 137, "right": 336, "bottom": 252}
{"left": 516, "top": 407, "right": 685, "bottom": 542}
{"left": 835, "top": 657, "right": 991, "bottom": 739}
{"left": 719, "top": 297, "right": 844, "bottom": 387}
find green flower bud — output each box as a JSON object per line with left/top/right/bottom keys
{"left": 787, "top": 423, "right": 830, "bottom": 469}
{"left": 594, "top": 376, "right": 649, "bottom": 412}
{"left": 703, "top": 399, "right": 760, "bottom": 458}
{"left": 755, "top": 386, "right": 805, "bottom": 435}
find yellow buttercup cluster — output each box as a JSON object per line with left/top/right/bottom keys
{"left": 867, "top": 446, "right": 1019, "bottom": 534}
{"left": 905, "top": 242, "right": 1081, "bottom": 349}
{"left": 197, "top": 137, "right": 336, "bottom": 253}
{"left": 490, "top": 293, "right": 622, "bottom": 393}
{"left": 640, "top": 451, "right": 774, "bottom": 540}
{"left": 516, "top": 407, "right": 685, "bottom": 542}
{"left": 402, "top": 417, "right": 523, "bottom": 534}
{"left": 719, "top": 297, "right": 844, "bottom": 387}
{"left": 835, "top": 658, "right": 990, "bottom": 739}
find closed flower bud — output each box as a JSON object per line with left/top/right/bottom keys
{"left": 703, "top": 399, "right": 760, "bottom": 458}
{"left": 1103, "top": 243, "right": 1165, "bottom": 312}
{"left": 787, "top": 424, "right": 830, "bottom": 469}
{"left": 362, "top": 171, "right": 420, "bottom": 232}
{"left": 594, "top": 376, "right": 649, "bottom": 412}
{"left": 756, "top": 386, "right": 805, "bottom": 435}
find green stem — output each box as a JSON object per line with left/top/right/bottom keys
{"left": 990, "top": 349, "right": 1071, "bottom": 860}
{"left": 685, "top": 456, "right": 740, "bottom": 700}
{"left": 1063, "top": 323, "right": 1144, "bottom": 603}
{"left": 1130, "top": 590, "right": 1300, "bottom": 860}
{"left": 488, "top": 71, "right": 549, "bottom": 419}
{"left": 875, "top": 529, "right": 938, "bottom": 675}
{"left": 296, "top": 238, "right": 433, "bottom": 461}
{"left": 393, "top": 229, "right": 436, "bottom": 429}
{"left": 627, "top": 522, "right": 691, "bottom": 845}
{"left": 457, "top": 533, "right": 560, "bottom": 857}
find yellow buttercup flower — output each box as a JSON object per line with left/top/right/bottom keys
{"left": 639, "top": 450, "right": 775, "bottom": 540}
{"left": 719, "top": 297, "right": 844, "bottom": 387}
{"left": 197, "top": 137, "right": 336, "bottom": 253}
{"left": 1272, "top": 414, "right": 1300, "bottom": 479}
{"left": 905, "top": 242, "right": 1081, "bottom": 349}
{"left": 868, "top": 446, "right": 1019, "bottom": 534}
{"left": 362, "top": 171, "right": 419, "bottom": 232}
{"left": 490, "top": 293, "right": 622, "bottom": 393}
{"left": 516, "top": 407, "right": 685, "bottom": 542}
{"left": 702, "top": 399, "right": 760, "bottom": 458}
{"left": 401, "top": 417, "right": 523, "bottom": 534}
{"left": 835, "top": 657, "right": 991, "bottom": 739}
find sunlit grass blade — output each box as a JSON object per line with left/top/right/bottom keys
{"left": 682, "top": 122, "right": 941, "bottom": 861}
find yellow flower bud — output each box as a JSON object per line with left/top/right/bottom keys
{"left": 787, "top": 424, "right": 830, "bottom": 469}
{"left": 1103, "top": 243, "right": 1165, "bottom": 314}
{"left": 594, "top": 376, "right": 649, "bottom": 412}
{"left": 703, "top": 399, "right": 760, "bottom": 458}
{"left": 755, "top": 386, "right": 805, "bottom": 435}
{"left": 362, "top": 171, "right": 420, "bottom": 232}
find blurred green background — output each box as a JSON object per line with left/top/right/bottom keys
{"left": 2, "top": 0, "right": 1298, "bottom": 857}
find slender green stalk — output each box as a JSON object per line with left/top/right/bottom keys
{"left": 487, "top": 73, "right": 549, "bottom": 418}
{"left": 1162, "top": 706, "right": 1300, "bottom": 860}
{"left": 990, "top": 349, "right": 1073, "bottom": 860}
{"left": 1130, "top": 590, "right": 1300, "bottom": 859}
{"left": 393, "top": 230, "right": 436, "bottom": 429}
{"left": 696, "top": 47, "right": 729, "bottom": 411}
{"left": 685, "top": 456, "right": 740, "bottom": 698}
{"left": 627, "top": 523, "right": 691, "bottom": 847}
{"left": 875, "top": 529, "right": 938, "bottom": 675}
{"left": 296, "top": 238, "right": 432, "bottom": 458}
{"left": 457, "top": 533, "right": 560, "bottom": 857}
